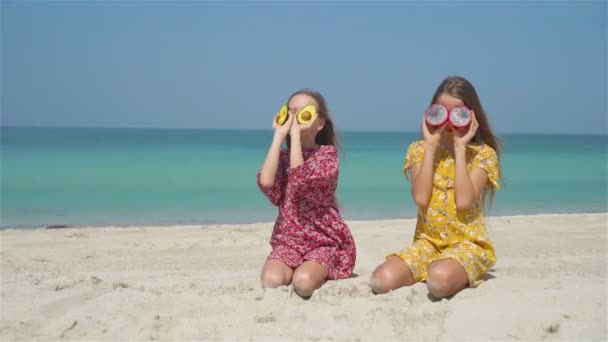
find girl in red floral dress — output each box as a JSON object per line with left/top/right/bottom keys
{"left": 257, "top": 89, "right": 356, "bottom": 298}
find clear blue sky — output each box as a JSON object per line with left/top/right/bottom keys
{"left": 2, "top": 1, "right": 606, "bottom": 134}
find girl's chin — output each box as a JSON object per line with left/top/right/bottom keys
{"left": 298, "top": 132, "right": 315, "bottom": 141}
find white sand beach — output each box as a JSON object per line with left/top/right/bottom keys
{"left": 1, "top": 213, "right": 606, "bottom": 341}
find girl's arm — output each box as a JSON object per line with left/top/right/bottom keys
{"left": 410, "top": 142, "right": 437, "bottom": 208}
{"left": 259, "top": 134, "right": 286, "bottom": 188}
{"left": 257, "top": 113, "right": 294, "bottom": 206}
{"left": 289, "top": 113, "right": 316, "bottom": 171}
{"left": 259, "top": 113, "right": 294, "bottom": 188}
{"left": 289, "top": 128, "right": 305, "bottom": 171}
{"left": 453, "top": 113, "right": 488, "bottom": 210}
{"left": 410, "top": 117, "right": 444, "bottom": 208}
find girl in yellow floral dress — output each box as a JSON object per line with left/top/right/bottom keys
{"left": 370, "top": 76, "right": 502, "bottom": 298}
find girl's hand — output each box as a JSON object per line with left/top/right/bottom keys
{"left": 273, "top": 112, "right": 294, "bottom": 140}
{"left": 453, "top": 111, "right": 479, "bottom": 147}
{"left": 422, "top": 116, "right": 445, "bottom": 146}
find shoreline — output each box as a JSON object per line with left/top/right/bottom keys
{"left": 2, "top": 211, "right": 607, "bottom": 230}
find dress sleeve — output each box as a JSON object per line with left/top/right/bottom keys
{"left": 403, "top": 141, "right": 424, "bottom": 179}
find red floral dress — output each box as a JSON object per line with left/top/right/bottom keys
{"left": 257, "top": 145, "right": 356, "bottom": 279}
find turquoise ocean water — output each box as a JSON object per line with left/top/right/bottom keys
{"left": 1, "top": 127, "right": 606, "bottom": 228}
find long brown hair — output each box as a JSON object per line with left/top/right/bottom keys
{"left": 430, "top": 76, "right": 503, "bottom": 205}
{"left": 286, "top": 88, "right": 340, "bottom": 150}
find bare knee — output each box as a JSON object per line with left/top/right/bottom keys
{"left": 370, "top": 268, "right": 394, "bottom": 294}
{"left": 292, "top": 272, "right": 320, "bottom": 297}
{"left": 426, "top": 265, "right": 465, "bottom": 298}
{"left": 261, "top": 270, "right": 290, "bottom": 288}
{"left": 370, "top": 263, "right": 413, "bottom": 294}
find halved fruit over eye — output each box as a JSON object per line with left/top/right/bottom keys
{"left": 449, "top": 106, "right": 472, "bottom": 128}
{"left": 425, "top": 104, "right": 448, "bottom": 127}
{"left": 276, "top": 104, "right": 289, "bottom": 125}
{"left": 296, "top": 105, "right": 317, "bottom": 125}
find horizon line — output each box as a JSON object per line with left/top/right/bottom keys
{"left": 1, "top": 124, "right": 606, "bottom": 136}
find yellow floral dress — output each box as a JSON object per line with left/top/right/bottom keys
{"left": 389, "top": 140, "right": 500, "bottom": 287}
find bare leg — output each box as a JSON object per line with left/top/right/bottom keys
{"left": 370, "top": 256, "right": 416, "bottom": 294}
{"left": 292, "top": 261, "right": 327, "bottom": 297}
{"left": 426, "top": 258, "right": 469, "bottom": 298}
{"left": 260, "top": 259, "right": 294, "bottom": 288}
